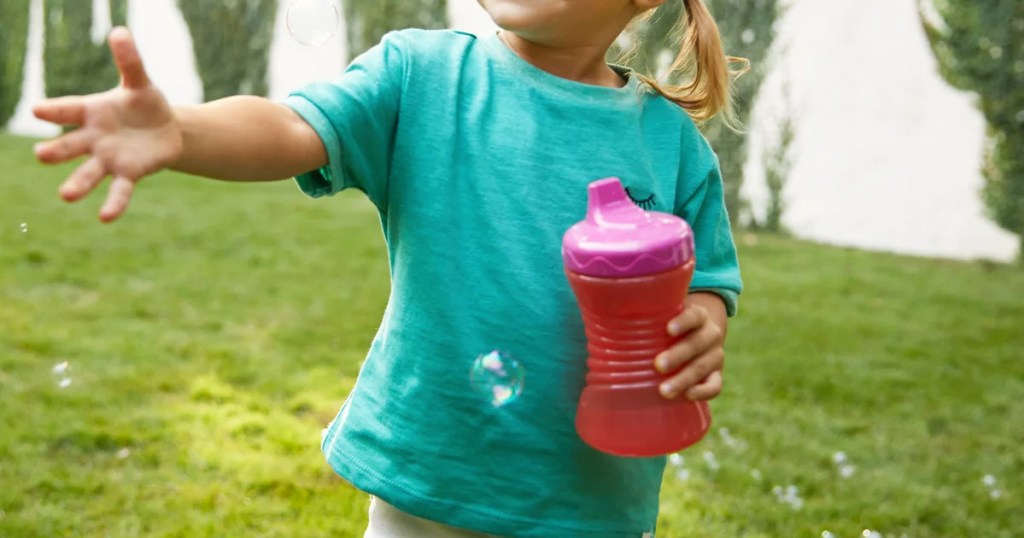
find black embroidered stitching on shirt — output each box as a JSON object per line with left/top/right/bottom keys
{"left": 625, "top": 187, "right": 656, "bottom": 210}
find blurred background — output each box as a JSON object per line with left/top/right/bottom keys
{"left": 1, "top": 1, "right": 1022, "bottom": 537}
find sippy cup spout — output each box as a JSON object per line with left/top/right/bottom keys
{"left": 586, "top": 178, "right": 635, "bottom": 225}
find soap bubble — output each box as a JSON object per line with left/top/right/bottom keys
{"left": 470, "top": 350, "right": 524, "bottom": 407}
{"left": 286, "top": 0, "right": 339, "bottom": 47}
{"left": 19, "top": 222, "right": 27, "bottom": 233}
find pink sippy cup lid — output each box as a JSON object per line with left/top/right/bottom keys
{"left": 562, "top": 178, "right": 694, "bottom": 278}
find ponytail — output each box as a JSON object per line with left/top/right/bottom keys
{"left": 628, "top": 0, "right": 748, "bottom": 126}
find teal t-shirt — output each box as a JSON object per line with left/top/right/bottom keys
{"left": 285, "top": 29, "right": 742, "bottom": 538}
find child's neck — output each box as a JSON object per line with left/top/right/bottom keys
{"left": 498, "top": 31, "right": 627, "bottom": 89}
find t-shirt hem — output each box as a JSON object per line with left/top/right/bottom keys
{"left": 323, "top": 444, "right": 649, "bottom": 538}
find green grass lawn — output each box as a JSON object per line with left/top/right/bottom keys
{"left": 1, "top": 132, "right": 1022, "bottom": 537}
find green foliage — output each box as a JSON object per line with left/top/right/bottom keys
{"left": 0, "top": 0, "right": 30, "bottom": 127}
{"left": 178, "top": 0, "right": 278, "bottom": 101}
{"left": 920, "top": 0, "right": 1024, "bottom": 257}
{"left": 755, "top": 112, "right": 792, "bottom": 233}
{"left": 43, "top": 0, "right": 128, "bottom": 98}
{"left": 344, "top": 0, "right": 447, "bottom": 59}
{"left": 750, "top": 80, "right": 794, "bottom": 234}
{"left": 3, "top": 132, "right": 1023, "bottom": 536}
{"left": 616, "top": 0, "right": 784, "bottom": 224}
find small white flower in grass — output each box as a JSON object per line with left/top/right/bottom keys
{"left": 702, "top": 450, "right": 719, "bottom": 472}
{"left": 58, "top": 378, "right": 72, "bottom": 389}
{"left": 52, "top": 361, "right": 69, "bottom": 374}
{"left": 718, "top": 427, "right": 745, "bottom": 450}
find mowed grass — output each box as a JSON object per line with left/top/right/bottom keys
{"left": 1, "top": 133, "right": 1022, "bottom": 537}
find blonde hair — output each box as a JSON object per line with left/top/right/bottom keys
{"left": 623, "top": 0, "right": 749, "bottom": 126}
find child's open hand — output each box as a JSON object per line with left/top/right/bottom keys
{"left": 653, "top": 297, "right": 727, "bottom": 402}
{"left": 33, "top": 27, "right": 182, "bottom": 223}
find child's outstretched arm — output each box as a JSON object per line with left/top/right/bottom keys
{"left": 32, "top": 27, "right": 325, "bottom": 223}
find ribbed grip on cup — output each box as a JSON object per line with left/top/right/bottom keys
{"left": 567, "top": 261, "right": 711, "bottom": 457}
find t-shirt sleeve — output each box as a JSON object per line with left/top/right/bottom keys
{"left": 676, "top": 163, "right": 743, "bottom": 317}
{"left": 283, "top": 32, "right": 405, "bottom": 210}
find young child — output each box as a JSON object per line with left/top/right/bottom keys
{"left": 33, "top": 0, "right": 743, "bottom": 536}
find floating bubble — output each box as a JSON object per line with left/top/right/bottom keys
{"left": 741, "top": 29, "right": 756, "bottom": 44}
{"left": 470, "top": 350, "right": 524, "bottom": 407}
{"left": 19, "top": 222, "right": 27, "bottom": 233}
{"left": 52, "top": 361, "right": 69, "bottom": 374}
{"left": 286, "top": 0, "right": 340, "bottom": 47}
{"left": 58, "top": 377, "right": 72, "bottom": 389}
{"left": 822, "top": 532, "right": 836, "bottom": 538}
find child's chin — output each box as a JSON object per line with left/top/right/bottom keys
{"left": 482, "top": 3, "right": 541, "bottom": 31}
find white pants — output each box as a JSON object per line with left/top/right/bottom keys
{"left": 364, "top": 497, "right": 501, "bottom": 538}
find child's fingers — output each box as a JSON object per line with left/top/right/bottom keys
{"left": 666, "top": 304, "right": 708, "bottom": 337}
{"left": 99, "top": 176, "right": 136, "bottom": 223}
{"left": 32, "top": 96, "right": 86, "bottom": 126}
{"left": 683, "top": 370, "right": 723, "bottom": 401}
{"left": 109, "top": 27, "right": 151, "bottom": 90}
{"left": 59, "top": 157, "right": 107, "bottom": 202}
{"left": 654, "top": 320, "right": 723, "bottom": 373}
{"left": 34, "top": 129, "right": 94, "bottom": 164}
{"left": 658, "top": 347, "right": 724, "bottom": 399}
